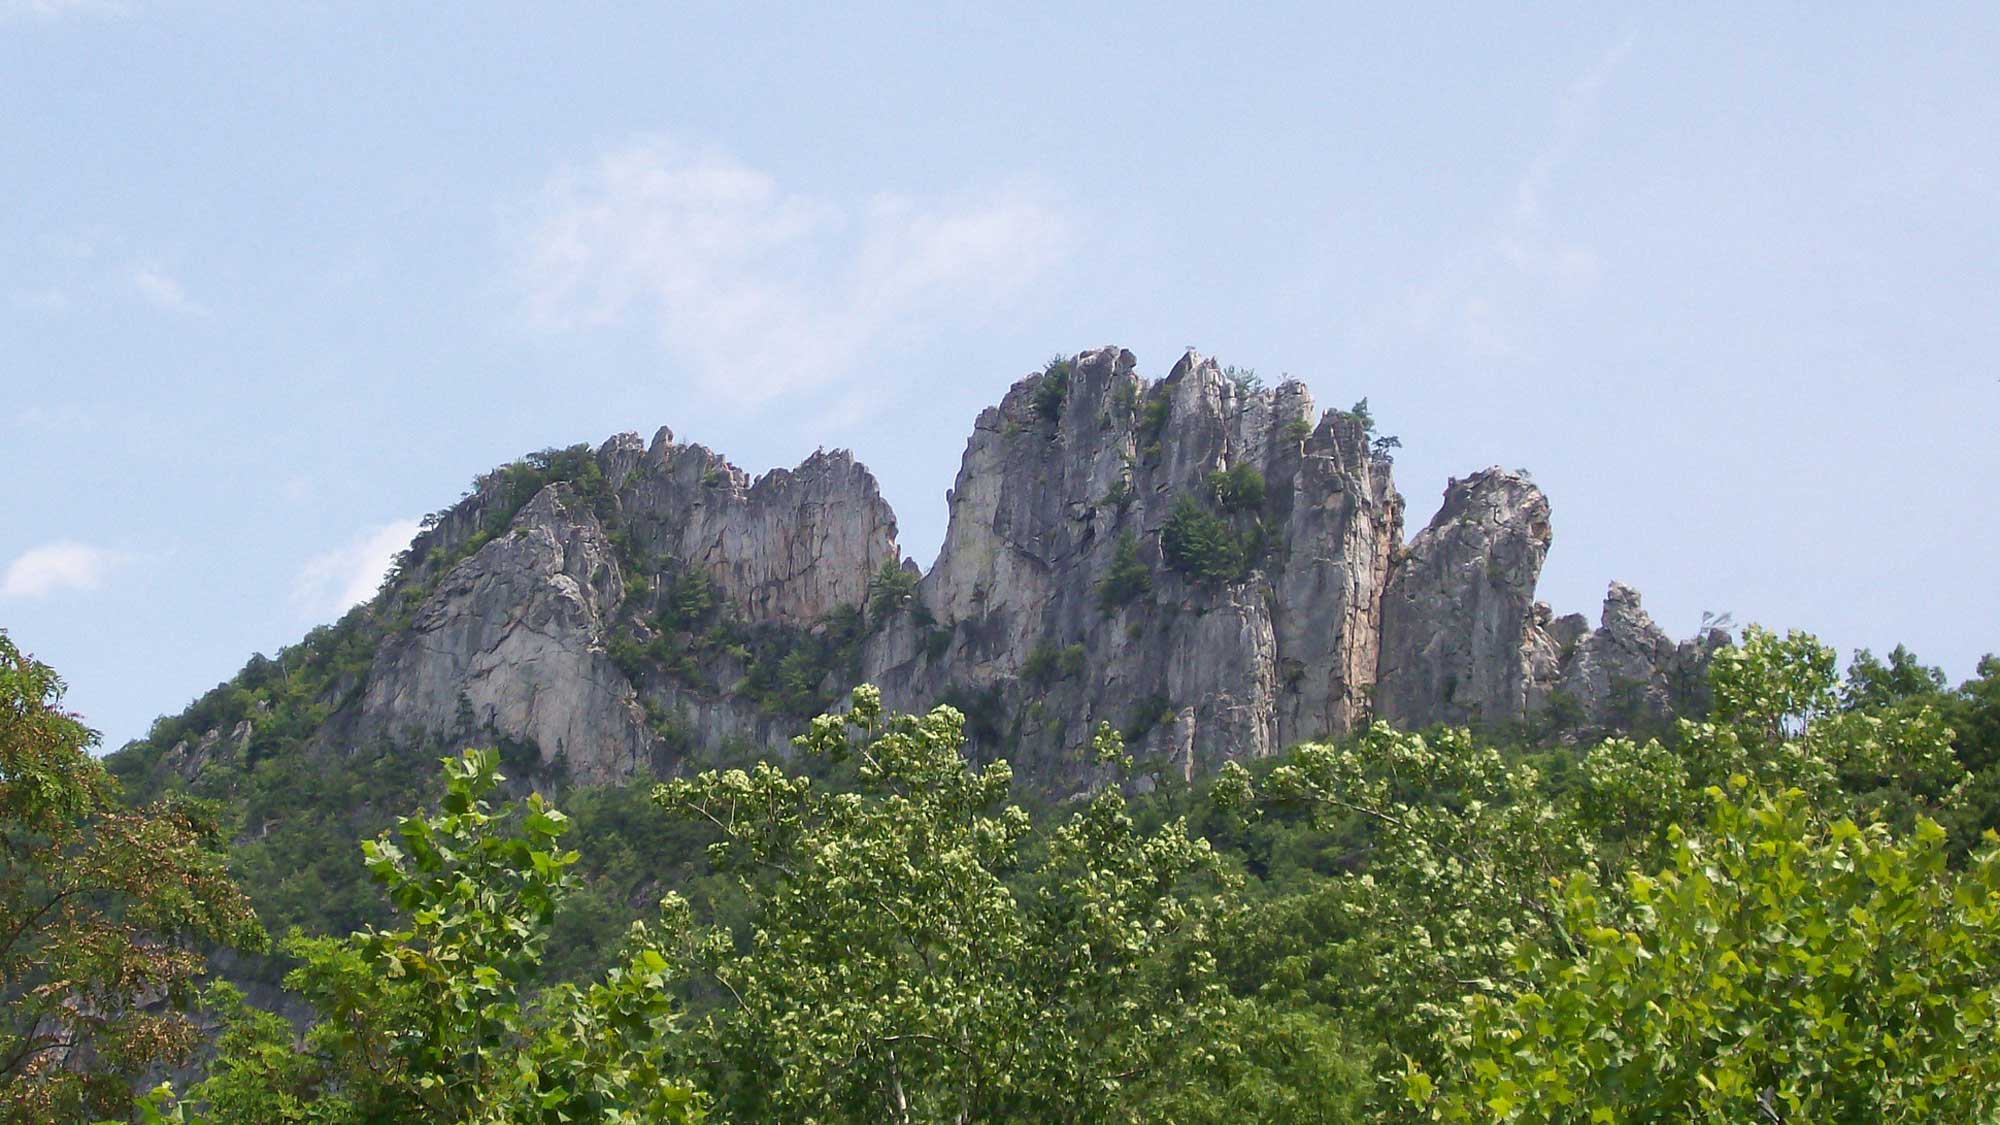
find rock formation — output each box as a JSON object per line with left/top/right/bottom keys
{"left": 865, "top": 346, "right": 1401, "bottom": 783}
{"left": 348, "top": 428, "right": 902, "bottom": 782}
{"left": 1376, "top": 469, "right": 1551, "bottom": 729}
{"left": 357, "top": 484, "right": 653, "bottom": 784}
{"left": 155, "top": 345, "right": 1717, "bottom": 789}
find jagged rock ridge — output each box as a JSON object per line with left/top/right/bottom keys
{"left": 865, "top": 347, "right": 1402, "bottom": 782}
{"left": 158, "top": 347, "right": 1715, "bottom": 789}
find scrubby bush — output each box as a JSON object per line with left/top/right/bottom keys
{"left": 1097, "top": 530, "right": 1153, "bottom": 612}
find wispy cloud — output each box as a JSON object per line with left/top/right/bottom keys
{"left": 128, "top": 262, "right": 207, "bottom": 316}
{"left": 1, "top": 541, "right": 125, "bottom": 599}
{"left": 1399, "top": 32, "right": 1635, "bottom": 358}
{"left": 8, "top": 241, "right": 207, "bottom": 318}
{"left": 292, "top": 520, "right": 422, "bottom": 619}
{"left": 2, "top": 0, "right": 128, "bottom": 20}
{"left": 517, "top": 137, "right": 1069, "bottom": 406}
{"left": 11, "top": 404, "right": 94, "bottom": 432}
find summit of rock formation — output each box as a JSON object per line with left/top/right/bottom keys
{"left": 141, "top": 346, "right": 1718, "bottom": 790}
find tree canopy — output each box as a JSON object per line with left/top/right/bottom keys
{"left": 14, "top": 621, "right": 2000, "bottom": 1122}
{"left": 0, "top": 630, "right": 262, "bottom": 1124}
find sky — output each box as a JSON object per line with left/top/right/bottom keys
{"left": 3, "top": 3, "right": 1995, "bottom": 751}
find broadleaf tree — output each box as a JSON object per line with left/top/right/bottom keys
{"left": 152, "top": 748, "right": 703, "bottom": 1124}
{"left": 0, "top": 629, "right": 264, "bottom": 1124}
{"left": 653, "top": 686, "right": 1237, "bottom": 1123}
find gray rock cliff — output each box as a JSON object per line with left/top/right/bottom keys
{"left": 356, "top": 484, "right": 652, "bottom": 784}
{"left": 865, "top": 346, "right": 1402, "bottom": 786}
{"left": 349, "top": 432, "right": 901, "bottom": 782}
{"left": 1376, "top": 469, "right": 1552, "bottom": 728}
{"left": 162, "top": 345, "right": 1715, "bottom": 789}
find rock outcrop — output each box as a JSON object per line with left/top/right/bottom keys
{"left": 161, "top": 345, "right": 1717, "bottom": 791}
{"left": 865, "top": 347, "right": 1402, "bottom": 784}
{"left": 607, "top": 429, "right": 901, "bottom": 626}
{"left": 352, "top": 432, "right": 902, "bottom": 782}
{"left": 1527, "top": 583, "right": 1726, "bottom": 732}
{"left": 1376, "top": 469, "right": 1551, "bottom": 728}
{"left": 356, "top": 484, "right": 653, "bottom": 783}
{"left": 1375, "top": 472, "right": 1722, "bottom": 736}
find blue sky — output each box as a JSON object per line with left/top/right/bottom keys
{"left": 4, "top": 3, "right": 1995, "bottom": 750}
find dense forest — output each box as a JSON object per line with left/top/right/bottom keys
{"left": 5, "top": 617, "right": 1999, "bottom": 1121}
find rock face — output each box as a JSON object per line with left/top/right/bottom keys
{"left": 1526, "top": 583, "right": 1726, "bottom": 733}
{"left": 179, "top": 345, "right": 1715, "bottom": 790}
{"left": 1374, "top": 471, "right": 1723, "bottom": 736}
{"left": 606, "top": 429, "right": 901, "bottom": 626}
{"left": 1376, "top": 470, "right": 1552, "bottom": 728}
{"left": 352, "top": 433, "right": 902, "bottom": 782}
{"left": 357, "top": 485, "right": 653, "bottom": 784}
{"left": 865, "top": 347, "right": 1403, "bottom": 784}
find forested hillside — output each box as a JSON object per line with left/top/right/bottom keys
{"left": 9, "top": 621, "right": 2000, "bottom": 1121}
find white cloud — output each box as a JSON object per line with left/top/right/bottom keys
{"left": 12, "top": 403, "right": 93, "bottom": 432}
{"left": 1397, "top": 32, "right": 1634, "bottom": 358}
{"left": 518, "top": 137, "right": 1068, "bottom": 405}
{"left": 292, "top": 520, "right": 422, "bottom": 619}
{"left": 2, "top": 0, "right": 127, "bottom": 19}
{"left": 128, "top": 262, "right": 206, "bottom": 316}
{"left": 1, "top": 541, "right": 124, "bottom": 599}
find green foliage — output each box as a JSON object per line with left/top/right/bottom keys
{"left": 1031, "top": 354, "right": 1072, "bottom": 421}
{"left": 1109, "top": 376, "right": 1139, "bottom": 415}
{"left": 164, "top": 750, "right": 703, "bottom": 1123}
{"left": 937, "top": 682, "right": 1008, "bottom": 748}
{"left": 1124, "top": 692, "right": 1176, "bottom": 743}
{"left": 1346, "top": 397, "right": 1375, "bottom": 433}
{"left": 1221, "top": 623, "right": 1991, "bottom": 1109}
{"left": 653, "top": 686, "right": 1235, "bottom": 1122}
{"left": 1138, "top": 389, "right": 1172, "bottom": 448}
{"left": 1709, "top": 624, "right": 1839, "bottom": 742}
{"left": 1223, "top": 364, "right": 1263, "bottom": 395}
{"left": 1154, "top": 1001, "right": 1372, "bottom": 1123}
{"left": 1096, "top": 529, "right": 1153, "bottom": 613}
{"left": 921, "top": 624, "right": 953, "bottom": 664}
{"left": 84, "top": 474, "right": 2000, "bottom": 1125}
{"left": 865, "top": 558, "right": 918, "bottom": 625}
{"left": 1844, "top": 643, "right": 1949, "bottom": 711}
{"left": 123, "top": 603, "right": 383, "bottom": 776}
{"left": 1101, "top": 474, "right": 1135, "bottom": 515}
{"left": 1282, "top": 415, "right": 1314, "bottom": 443}
{"left": 612, "top": 554, "right": 867, "bottom": 720}
{"left": 1161, "top": 492, "right": 1264, "bottom": 584}
{"left": 1414, "top": 784, "right": 2000, "bottom": 1122}
{"left": 1162, "top": 493, "right": 1240, "bottom": 580}
{"left": 482, "top": 444, "right": 610, "bottom": 522}
{"left": 656, "top": 565, "right": 720, "bottom": 634}
{"left": 1254, "top": 726, "right": 1600, "bottom": 1062}
{"left": 1207, "top": 462, "right": 1266, "bottom": 513}
{"left": 607, "top": 630, "right": 649, "bottom": 682}
{"left": 0, "top": 631, "right": 265, "bottom": 1123}
{"left": 1020, "top": 640, "right": 1086, "bottom": 687}
{"left": 738, "top": 604, "right": 866, "bottom": 718}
